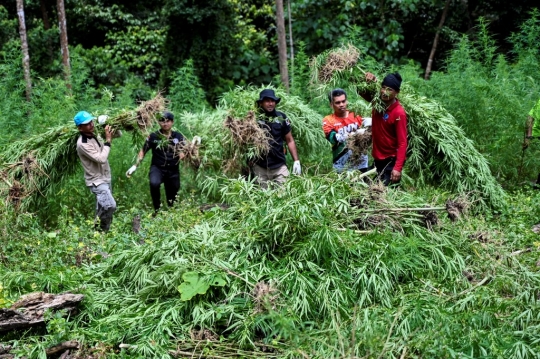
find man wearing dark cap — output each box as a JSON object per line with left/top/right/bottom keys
{"left": 252, "top": 88, "right": 301, "bottom": 189}
{"left": 74, "top": 110, "right": 117, "bottom": 232}
{"left": 126, "top": 111, "right": 185, "bottom": 214}
{"left": 360, "top": 72, "right": 408, "bottom": 186}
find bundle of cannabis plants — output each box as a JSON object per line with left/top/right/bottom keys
{"left": 178, "top": 86, "right": 327, "bottom": 178}
{"left": 310, "top": 45, "right": 507, "bottom": 209}
{"left": 0, "top": 95, "right": 166, "bottom": 211}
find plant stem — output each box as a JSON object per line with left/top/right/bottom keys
{"left": 362, "top": 206, "right": 446, "bottom": 213}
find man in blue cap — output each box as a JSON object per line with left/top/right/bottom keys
{"left": 252, "top": 88, "right": 301, "bottom": 189}
{"left": 74, "top": 110, "right": 117, "bottom": 232}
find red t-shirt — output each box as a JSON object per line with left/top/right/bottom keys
{"left": 371, "top": 99, "right": 407, "bottom": 172}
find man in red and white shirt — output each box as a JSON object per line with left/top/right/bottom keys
{"left": 360, "top": 72, "right": 408, "bottom": 185}
{"left": 322, "top": 88, "right": 369, "bottom": 172}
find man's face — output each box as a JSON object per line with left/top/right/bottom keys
{"left": 159, "top": 118, "right": 173, "bottom": 131}
{"left": 380, "top": 86, "right": 398, "bottom": 103}
{"left": 260, "top": 98, "right": 276, "bottom": 112}
{"left": 78, "top": 121, "right": 95, "bottom": 136}
{"left": 331, "top": 94, "right": 347, "bottom": 115}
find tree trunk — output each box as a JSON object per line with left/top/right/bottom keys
{"left": 275, "top": 0, "right": 289, "bottom": 92}
{"left": 287, "top": 0, "right": 294, "bottom": 66}
{"left": 56, "top": 0, "right": 71, "bottom": 90}
{"left": 16, "top": 0, "right": 32, "bottom": 102}
{"left": 40, "top": 0, "right": 51, "bottom": 29}
{"left": 40, "top": 0, "right": 54, "bottom": 62}
{"left": 424, "top": 0, "right": 451, "bottom": 80}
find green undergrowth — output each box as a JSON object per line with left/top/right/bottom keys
{"left": 401, "top": 11, "right": 540, "bottom": 187}
{"left": 1, "top": 175, "right": 539, "bottom": 358}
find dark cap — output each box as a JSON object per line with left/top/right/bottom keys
{"left": 256, "top": 89, "right": 281, "bottom": 104}
{"left": 381, "top": 72, "right": 402, "bottom": 92}
{"left": 161, "top": 111, "right": 174, "bottom": 121}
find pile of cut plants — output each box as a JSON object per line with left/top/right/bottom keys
{"left": 1, "top": 174, "right": 539, "bottom": 358}
{"left": 310, "top": 44, "right": 507, "bottom": 209}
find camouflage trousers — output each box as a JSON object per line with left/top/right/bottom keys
{"left": 88, "top": 182, "right": 117, "bottom": 232}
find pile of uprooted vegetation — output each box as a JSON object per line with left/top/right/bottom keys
{"left": 1, "top": 174, "right": 537, "bottom": 358}
{"left": 0, "top": 95, "right": 169, "bottom": 211}
{"left": 310, "top": 44, "right": 507, "bottom": 210}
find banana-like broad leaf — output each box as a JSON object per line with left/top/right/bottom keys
{"left": 178, "top": 271, "right": 226, "bottom": 301}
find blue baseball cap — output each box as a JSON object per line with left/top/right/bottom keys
{"left": 74, "top": 111, "right": 95, "bottom": 126}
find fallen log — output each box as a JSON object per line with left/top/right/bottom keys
{"left": 45, "top": 340, "right": 80, "bottom": 356}
{"left": 0, "top": 292, "right": 83, "bottom": 333}
{"left": 0, "top": 345, "right": 14, "bottom": 359}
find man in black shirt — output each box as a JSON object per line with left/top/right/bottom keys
{"left": 126, "top": 111, "right": 185, "bottom": 212}
{"left": 252, "top": 89, "right": 301, "bottom": 189}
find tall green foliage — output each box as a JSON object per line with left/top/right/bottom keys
{"left": 0, "top": 5, "right": 17, "bottom": 55}
{"left": 167, "top": 59, "right": 208, "bottom": 113}
{"left": 403, "top": 12, "right": 540, "bottom": 186}
{"left": 161, "top": 0, "right": 243, "bottom": 102}
{"left": 0, "top": 50, "right": 29, "bottom": 143}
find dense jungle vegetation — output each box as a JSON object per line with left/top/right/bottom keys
{"left": 1, "top": 1, "right": 540, "bottom": 358}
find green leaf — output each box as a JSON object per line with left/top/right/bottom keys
{"left": 177, "top": 272, "right": 227, "bottom": 301}
{"left": 178, "top": 272, "right": 210, "bottom": 301}
{"left": 210, "top": 275, "right": 226, "bottom": 287}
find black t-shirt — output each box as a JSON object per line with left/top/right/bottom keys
{"left": 143, "top": 130, "right": 185, "bottom": 169}
{"left": 255, "top": 110, "right": 292, "bottom": 169}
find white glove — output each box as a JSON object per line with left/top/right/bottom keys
{"left": 292, "top": 160, "right": 302, "bottom": 175}
{"left": 355, "top": 128, "right": 366, "bottom": 135}
{"left": 347, "top": 123, "right": 358, "bottom": 132}
{"left": 335, "top": 132, "right": 349, "bottom": 142}
{"left": 192, "top": 136, "right": 202, "bottom": 145}
{"left": 362, "top": 117, "right": 372, "bottom": 127}
{"left": 97, "top": 115, "right": 109, "bottom": 125}
{"left": 126, "top": 165, "right": 137, "bottom": 178}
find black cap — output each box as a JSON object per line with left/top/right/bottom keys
{"left": 162, "top": 111, "right": 174, "bottom": 121}
{"left": 381, "top": 73, "right": 402, "bottom": 92}
{"left": 256, "top": 89, "right": 281, "bottom": 104}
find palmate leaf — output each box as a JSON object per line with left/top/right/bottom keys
{"left": 178, "top": 271, "right": 227, "bottom": 301}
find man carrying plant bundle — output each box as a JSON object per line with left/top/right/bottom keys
{"left": 361, "top": 72, "right": 408, "bottom": 186}
{"left": 523, "top": 98, "right": 540, "bottom": 189}
{"left": 74, "top": 111, "right": 117, "bottom": 232}
{"left": 126, "top": 111, "right": 185, "bottom": 214}
{"left": 322, "top": 88, "right": 370, "bottom": 172}
{"left": 252, "top": 89, "right": 301, "bottom": 189}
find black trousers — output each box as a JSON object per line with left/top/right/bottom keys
{"left": 149, "top": 165, "right": 180, "bottom": 210}
{"left": 374, "top": 157, "right": 398, "bottom": 186}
